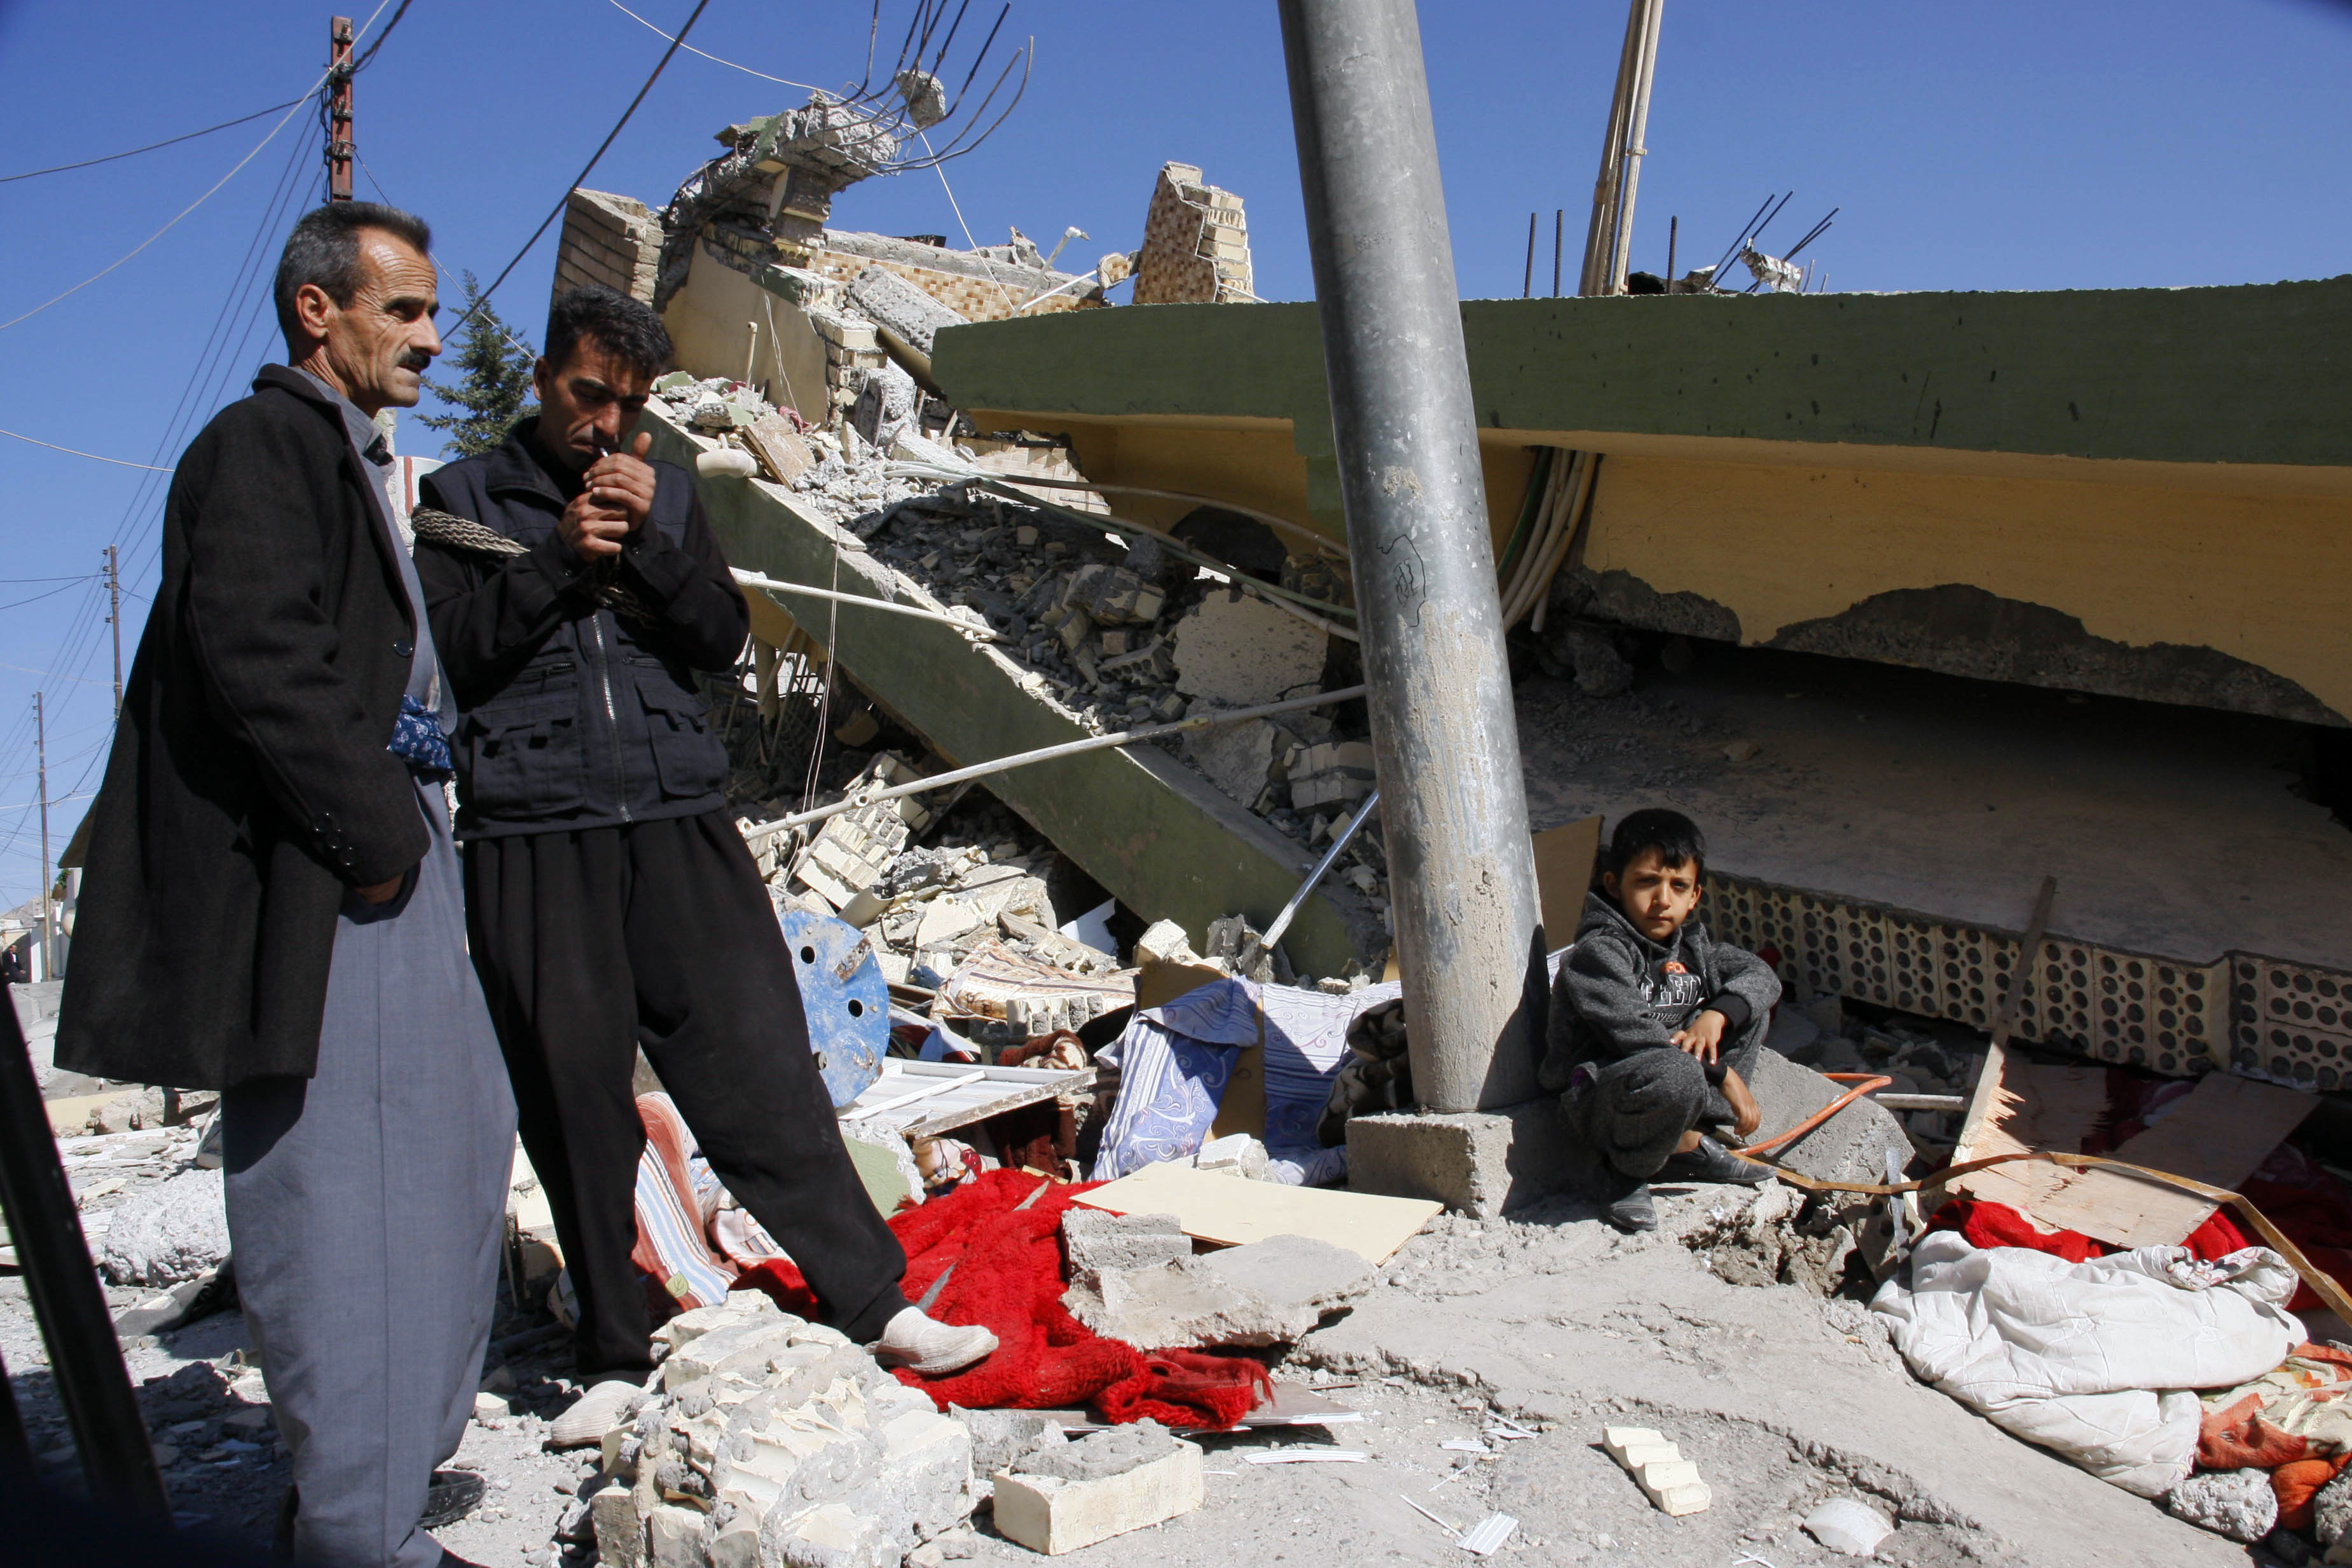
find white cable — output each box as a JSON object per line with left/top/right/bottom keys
{"left": 603, "top": 0, "right": 825, "bottom": 93}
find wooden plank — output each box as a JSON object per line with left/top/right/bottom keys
{"left": 1073, "top": 1160, "right": 1441, "bottom": 1264}
{"left": 2028, "top": 1073, "right": 2319, "bottom": 1247}
{"left": 1946, "top": 1062, "right": 2109, "bottom": 1217}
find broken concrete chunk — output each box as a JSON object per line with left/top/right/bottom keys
{"left": 1193, "top": 1132, "right": 1272, "bottom": 1180}
{"left": 1063, "top": 563, "right": 1165, "bottom": 627}
{"left": 1171, "top": 589, "right": 1326, "bottom": 707}
{"left": 1185, "top": 714, "right": 1283, "bottom": 809}
{"left": 1803, "top": 1496, "right": 1895, "bottom": 1554}
{"left": 663, "top": 1317, "right": 797, "bottom": 1387}
{"left": 100, "top": 1166, "right": 230, "bottom": 1287}
{"left": 1062, "top": 1209, "right": 1192, "bottom": 1293}
{"left": 645, "top": 1503, "right": 705, "bottom": 1568}
{"left": 2164, "top": 1468, "right": 2278, "bottom": 1544}
{"left": 1739, "top": 1048, "right": 1914, "bottom": 1186}
{"left": 993, "top": 1429, "right": 1204, "bottom": 1555}
{"left": 1134, "top": 918, "right": 1200, "bottom": 965}
{"left": 591, "top": 1482, "right": 647, "bottom": 1568}
{"left": 1193, "top": 1232, "right": 1376, "bottom": 1314}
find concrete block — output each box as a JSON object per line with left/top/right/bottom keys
{"left": 760, "top": 1501, "right": 894, "bottom": 1568}
{"left": 646, "top": 1503, "right": 706, "bottom": 1568}
{"left": 1741, "top": 1049, "right": 1914, "bottom": 1186}
{"left": 1195, "top": 1233, "right": 1374, "bottom": 1314}
{"left": 992, "top": 1438, "right": 1204, "bottom": 1554}
{"left": 710, "top": 1510, "right": 761, "bottom": 1568}
{"left": 591, "top": 1481, "right": 647, "bottom": 1568}
{"left": 1345, "top": 1098, "right": 1578, "bottom": 1218}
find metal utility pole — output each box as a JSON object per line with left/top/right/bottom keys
{"left": 1578, "top": 0, "right": 1665, "bottom": 296}
{"left": 34, "top": 693, "right": 50, "bottom": 979}
{"left": 104, "top": 544, "right": 121, "bottom": 713}
{"left": 1277, "top": 0, "right": 1545, "bottom": 1113}
{"left": 326, "top": 15, "right": 355, "bottom": 202}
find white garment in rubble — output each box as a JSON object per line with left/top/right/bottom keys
{"left": 1871, "top": 1230, "right": 2300, "bottom": 1497}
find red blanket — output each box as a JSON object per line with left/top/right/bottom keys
{"left": 738, "top": 1168, "right": 1269, "bottom": 1425}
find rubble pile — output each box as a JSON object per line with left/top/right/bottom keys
{"left": 566, "top": 1291, "right": 977, "bottom": 1568}
{"left": 1765, "top": 998, "right": 1983, "bottom": 1158}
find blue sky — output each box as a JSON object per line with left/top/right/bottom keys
{"left": 1, "top": 0, "right": 2348, "bottom": 905}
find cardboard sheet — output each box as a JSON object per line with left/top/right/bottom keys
{"left": 1532, "top": 816, "right": 1603, "bottom": 953}
{"left": 2028, "top": 1072, "right": 2318, "bottom": 1248}
{"left": 1073, "top": 1160, "right": 1440, "bottom": 1264}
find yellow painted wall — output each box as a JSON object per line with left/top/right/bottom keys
{"left": 1581, "top": 453, "right": 2352, "bottom": 719}
{"left": 662, "top": 248, "right": 830, "bottom": 420}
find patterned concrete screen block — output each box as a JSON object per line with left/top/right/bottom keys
{"left": 1702, "top": 872, "right": 2311, "bottom": 1083}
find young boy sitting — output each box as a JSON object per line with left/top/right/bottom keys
{"left": 1539, "top": 808, "right": 1779, "bottom": 1232}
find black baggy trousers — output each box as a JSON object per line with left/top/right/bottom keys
{"left": 464, "top": 809, "right": 909, "bottom": 1376}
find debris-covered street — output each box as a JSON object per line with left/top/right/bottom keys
{"left": 8, "top": 5, "right": 2352, "bottom": 1568}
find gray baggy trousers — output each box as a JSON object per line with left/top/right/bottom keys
{"left": 223, "top": 777, "right": 515, "bottom": 1568}
{"left": 1563, "top": 1020, "right": 1766, "bottom": 1181}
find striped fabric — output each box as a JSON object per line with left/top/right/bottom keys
{"left": 628, "top": 1093, "right": 736, "bottom": 1317}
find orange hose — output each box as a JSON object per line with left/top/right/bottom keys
{"left": 1735, "top": 1072, "right": 1892, "bottom": 1158}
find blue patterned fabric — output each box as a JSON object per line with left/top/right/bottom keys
{"left": 389, "top": 694, "right": 452, "bottom": 778}
{"left": 1089, "top": 975, "right": 1404, "bottom": 1187}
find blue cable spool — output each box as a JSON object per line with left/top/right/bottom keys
{"left": 779, "top": 907, "right": 889, "bottom": 1109}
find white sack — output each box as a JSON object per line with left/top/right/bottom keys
{"left": 1872, "top": 1231, "right": 2300, "bottom": 1496}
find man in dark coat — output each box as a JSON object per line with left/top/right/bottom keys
{"left": 413, "top": 286, "right": 992, "bottom": 1411}
{"left": 58, "top": 203, "right": 513, "bottom": 1568}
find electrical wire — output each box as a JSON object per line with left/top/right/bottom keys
{"left": 0, "top": 427, "right": 175, "bottom": 471}
{"left": 605, "top": 0, "right": 823, "bottom": 92}
{"left": 449, "top": 0, "right": 716, "bottom": 334}
{"left": 0, "top": 98, "right": 310, "bottom": 184}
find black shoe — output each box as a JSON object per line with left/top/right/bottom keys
{"left": 1605, "top": 1185, "right": 1658, "bottom": 1232}
{"left": 422, "top": 1469, "right": 486, "bottom": 1530}
{"left": 1658, "top": 1134, "right": 1773, "bottom": 1187}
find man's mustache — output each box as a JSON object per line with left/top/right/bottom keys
{"left": 396, "top": 349, "right": 433, "bottom": 371}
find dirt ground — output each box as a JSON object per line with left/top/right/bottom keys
{"left": 4, "top": 1169, "right": 2267, "bottom": 1568}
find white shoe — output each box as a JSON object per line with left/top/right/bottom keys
{"left": 869, "top": 1307, "right": 998, "bottom": 1375}
{"left": 547, "top": 1379, "right": 640, "bottom": 1449}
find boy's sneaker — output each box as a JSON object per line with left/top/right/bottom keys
{"left": 1658, "top": 1134, "right": 1773, "bottom": 1187}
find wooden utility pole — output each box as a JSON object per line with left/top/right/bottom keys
{"left": 103, "top": 544, "right": 121, "bottom": 714}
{"left": 34, "top": 692, "right": 50, "bottom": 979}
{"left": 1578, "top": 0, "right": 1665, "bottom": 296}
{"left": 327, "top": 16, "right": 355, "bottom": 202}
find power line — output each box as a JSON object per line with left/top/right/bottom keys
{"left": 0, "top": 97, "right": 308, "bottom": 184}
{"left": 604, "top": 0, "right": 823, "bottom": 92}
{"left": 0, "top": 0, "right": 407, "bottom": 333}
{"left": 0, "top": 427, "right": 175, "bottom": 471}
{"left": 453, "top": 0, "right": 715, "bottom": 332}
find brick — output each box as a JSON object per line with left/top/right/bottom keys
{"left": 991, "top": 1440, "right": 1204, "bottom": 1555}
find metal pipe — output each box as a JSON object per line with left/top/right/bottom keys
{"left": 731, "top": 570, "right": 1007, "bottom": 638}
{"left": 1607, "top": 0, "right": 1665, "bottom": 294}
{"left": 1277, "top": 0, "right": 1546, "bottom": 1113}
{"left": 738, "top": 683, "right": 1371, "bottom": 844}
{"left": 0, "top": 998, "right": 169, "bottom": 1518}
{"left": 1237, "top": 787, "right": 1380, "bottom": 972}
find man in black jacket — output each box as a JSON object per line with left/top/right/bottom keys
{"left": 415, "top": 287, "right": 992, "bottom": 1398}
{"left": 58, "top": 203, "right": 514, "bottom": 1567}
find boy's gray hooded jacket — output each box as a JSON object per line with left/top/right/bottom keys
{"left": 1539, "top": 890, "right": 1782, "bottom": 1093}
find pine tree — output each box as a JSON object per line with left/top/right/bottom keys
{"left": 417, "top": 272, "right": 537, "bottom": 457}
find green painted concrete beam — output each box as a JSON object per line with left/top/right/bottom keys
{"left": 933, "top": 277, "right": 2352, "bottom": 471}
{"left": 646, "top": 416, "right": 1380, "bottom": 978}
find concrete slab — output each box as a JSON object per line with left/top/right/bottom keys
{"left": 1515, "top": 648, "right": 2352, "bottom": 974}
{"left": 1741, "top": 1049, "right": 1916, "bottom": 1186}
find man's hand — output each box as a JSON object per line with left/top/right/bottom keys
{"left": 560, "top": 432, "right": 656, "bottom": 563}
{"left": 1670, "top": 1007, "right": 1729, "bottom": 1064}
{"left": 354, "top": 873, "right": 406, "bottom": 906}
{"left": 1721, "top": 1065, "right": 1762, "bottom": 1140}
{"left": 584, "top": 431, "right": 657, "bottom": 532}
